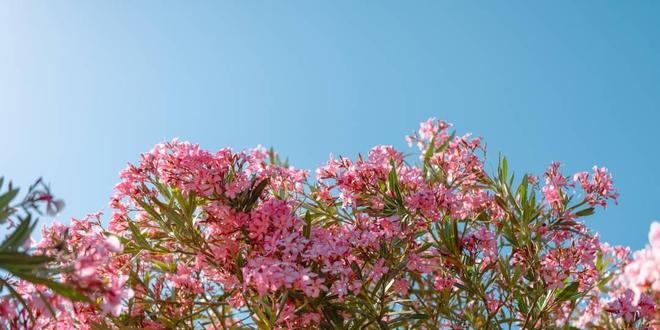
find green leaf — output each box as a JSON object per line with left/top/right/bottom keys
{"left": 0, "top": 216, "right": 37, "bottom": 252}
{"left": 500, "top": 156, "right": 508, "bottom": 184}
{"left": 3, "top": 278, "right": 36, "bottom": 322}
{"left": 422, "top": 136, "right": 436, "bottom": 178}
{"left": 554, "top": 282, "right": 580, "bottom": 304}
{"left": 136, "top": 199, "right": 163, "bottom": 223}
{"left": 388, "top": 159, "right": 403, "bottom": 204}
{"left": 388, "top": 313, "right": 429, "bottom": 327}
{"left": 0, "top": 187, "right": 19, "bottom": 211}
{"left": 128, "top": 221, "right": 151, "bottom": 249}
{"left": 0, "top": 186, "right": 20, "bottom": 224}
{"left": 243, "top": 178, "right": 269, "bottom": 211}
{"left": 152, "top": 259, "right": 174, "bottom": 273}
{"left": 9, "top": 270, "right": 90, "bottom": 302}
{"left": 574, "top": 207, "right": 595, "bottom": 217}
{"left": 517, "top": 174, "right": 529, "bottom": 214}
{"left": 303, "top": 212, "right": 312, "bottom": 239}
{"left": 0, "top": 252, "right": 52, "bottom": 269}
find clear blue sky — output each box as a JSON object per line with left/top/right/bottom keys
{"left": 1, "top": 1, "right": 658, "bottom": 250}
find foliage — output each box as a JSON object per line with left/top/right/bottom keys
{"left": 0, "top": 119, "right": 657, "bottom": 329}
{"left": 0, "top": 178, "right": 87, "bottom": 326}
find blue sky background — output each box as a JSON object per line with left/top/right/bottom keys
{"left": 1, "top": 1, "right": 658, "bottom": 250}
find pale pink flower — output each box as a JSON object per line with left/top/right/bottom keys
{"left": 368, "top": 259, "right": 389, "bottom": 283}
{"left": 104, "top": 235, "right": 123, "bottom": 253}
{"left": 101, "top": 275, "right": 134, "bottom": 317}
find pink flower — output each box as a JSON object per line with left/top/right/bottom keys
{"left": 167, "top": 265, "right": 204, "bottom": 294}
{"left": 101, "top": 275, "right": 134, "bottom": 317}
{"left": 368, "top": 259, "right": 389, "bottom": 283}
{"left": 649, "top": 222, "right": 660, "bottom": 248}
{"left": 37, "top": 193, "right": 66, "bottom": 216}
{"left": 433, "top": 274, "right": 455, "bottom": 291}
{"left": 485, "top": 292, "right": 500, "bottom": 314}
{"left": 637, "top": 293, "right": 656, "bottom": 319}
{"left": 349, "top": 280, "right": 363, "bottom": 294}
{"left": 573, "top": 166, "right": 618, "bottom": 208}
{"left": 606, "top": 289, "right": 638, "bottom": 323}
{"left": 542, "top": 162, "right": 569, "bottom": 210}
{"left": 620, "top": 221, "right": 660, "bottom": 302}
{"left": 393, "top": 278, "right": 409, "bottom": 295}
{"left": 542, "top": 185, "right": 562, "bottom": 208}
{"left": 74, "top": 256, "right": 98, "bottom": 281}
{"left": 300, "top": 274, "right": 327, "bottom": 298}
{"left": 0, "top": 298, "right": 16, "bottom": 319}
{"left": 104, "top": 235, "right": 123, "bottom": 253}
{"left": 331, "top": 280, "right": 349, "bottom": 298}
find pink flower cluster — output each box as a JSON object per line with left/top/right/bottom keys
{"left": 539, "top": 226, "right": 602, "bottom": 291}
{"left": 573, "top": 166, "right": 619, "bottom": 208}
{"left": 1, "top": 118, "right": 656, "bottom": 329}
{"left": 624, "top": 222, "right": 660, "bottom": 297}
{"left": 597, "top": 221, "right": 660, "bottom": 327}
{"left": 571, "top": 223, "right": 659, "bottom": 328}
{"left": 1, "top": 213, "right": 133, "bottom": 329}
{"left": 543, "top": 163, "right": 618, "bottom": 214}
{"left": 605, "top": 289, "right": 655, "bottom": 325}
{"left": 99, "top": 120, "right": 515, "bottom": 327}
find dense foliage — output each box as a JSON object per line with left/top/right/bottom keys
{"left": 1, "top": 119, "right": 657, "bottom": 329}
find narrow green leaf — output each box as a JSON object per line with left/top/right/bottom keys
{"left": 0, "top": 216, "right": 36, "bottom": 252}
{"left": 9, "top": 270, "right": 90, "bottom": 302}
{"left": 0, "top": 252, "right": 52, "bottom": 268}
{"left": 243, "top": 178, "right": 269, "bottom": 211}
{"left": 422, "top": 136, "right": 436, "bottom": 179}
{"left": 0, "top": 187, "right": 19, "bottom": 210}
{"left": 554, "top": 282, "right": 580, "bottom": 304}
{"left": 388, "top": 159, "right": 403, "bottom": 205}
{"left": 128, "top": 221, "right": 150, "bottom": 249}
{"left": 574, "top": 207, "right": 595, "bottom": 217}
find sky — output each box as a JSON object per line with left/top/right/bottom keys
{"left": 1, "top": 1, "right": 658, "bottom": 250}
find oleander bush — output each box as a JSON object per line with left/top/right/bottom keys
{"left": 1, "top": 119, "right": 657, "bottom": 329}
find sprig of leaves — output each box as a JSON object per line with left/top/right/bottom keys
{"left": 0, "top": 177, "right": 87, "bottom": 323}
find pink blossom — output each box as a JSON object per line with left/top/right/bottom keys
{"left": 606, "top": 289, "right": 638, "bottom": 323}
{"left": 3, "top": 118, "right": 646, "bottom": 328}
{"left": 101, "top": 275, "right": 135, "bottom": 317}
{"left": 573, "top": 166, "right": 619, "bottom": 207}
{"left": 393, "top": 278, "right": 410, "bottom": 295}
{"left": 368, "top": 259, "right": 389, "bottom": 283}
{"left": 104, "top": 235, "right": 123, "bottom": 253}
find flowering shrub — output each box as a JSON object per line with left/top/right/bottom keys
{"left": 1, "top": 119, "right": 657, "bottom": 329}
